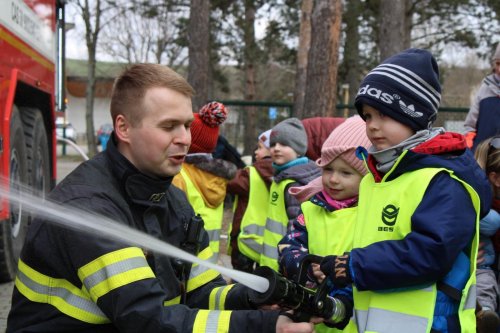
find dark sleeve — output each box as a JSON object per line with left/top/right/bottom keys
{"left": 350, "top": 173, "right": 476, "bottom": 291}
{"left": 277, "top": 211, "right": 311, "bottom": 281}
{"left": 226, "top": 168, "right": 250, "bottom": 196}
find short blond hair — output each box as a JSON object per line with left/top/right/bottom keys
{"left": 110, "top": 64, "right": 194, "bottom": 126}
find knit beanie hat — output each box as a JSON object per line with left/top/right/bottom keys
{"left": 316, "top": 115, "right": 371, "bottom": 175}
{"left": 189, "top": 101, "right": 228, "bottom": 154}
{"left": 270, "top": 117, "right": 308, "bottom": 156}
{"left": 289, "top": 116, "right": 370, "bottom": 202}
{"left": 258, "top": 129, "right": 272, "bottom": 149}
{"left": 354, "top": 48, "right": 441, "bottom": 131}
{"left": 492, "top": 43, "right": 500, "bottom": 61}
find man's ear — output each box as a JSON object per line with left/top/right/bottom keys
{"left": 114, "top": 115, "right": 131, "bottom": 143}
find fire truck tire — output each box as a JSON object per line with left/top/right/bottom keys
{"left": 20, "top": 107, "right": 51, "bottom": 197}
{"left": 0, "top": 106, "right": 28, "bottom": 282}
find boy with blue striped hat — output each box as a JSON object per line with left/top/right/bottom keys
{"left": 319, "top": 48, "right": 492, "bottom": 333}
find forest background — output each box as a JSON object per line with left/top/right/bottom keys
{"left": 65, "top": 0, "right": 500, "bottom": 156}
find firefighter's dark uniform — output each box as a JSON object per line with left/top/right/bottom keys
{"left": 7, "top": 136, "right": 280, "bottom": 333}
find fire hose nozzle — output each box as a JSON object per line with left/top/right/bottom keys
{"left": 248, "top": 266, "right": 347, "bottom": 324}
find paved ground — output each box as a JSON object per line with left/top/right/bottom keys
{"left": 0, "top": 146, "right": 234, "bottom": 332}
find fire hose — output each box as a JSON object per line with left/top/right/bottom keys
{"left": 247, "top": 255, "right": 348, "bottom": 325}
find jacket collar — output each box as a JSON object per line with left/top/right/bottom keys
{"left": 106, "top": 133, "right": 172, "bottom": 207}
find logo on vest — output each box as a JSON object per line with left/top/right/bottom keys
{"left": 271, "top": 191, "right": 279, "bottom": 205}
{"left": 149, "top": 192, "right": 165, "bottom": 203}
{"left": 379, "top": 204, "right": 399, "bottom": 232}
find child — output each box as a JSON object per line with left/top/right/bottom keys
{"left": 260, "top": 118, "right": 321, "bottom": 271}
{"left": 278, "top": 115, "right": 371, "bottom": 332}
{"left": 319, "top": 48, "right": 492, "bottom": 333}
{"left": 474, "top": 135, "right": 500, "bottom": 333}
{"left": 172, "top": 101, "right": 237, "bottom": 257}
{"left": 227, "top": 130, "right": 274, "bottom": 272}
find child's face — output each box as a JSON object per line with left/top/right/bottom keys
{"left": 254, "top": 141, "right": 271, "bottom": 161}
{"left": 362, "top": 105, "right": 415, "bottom": 151}
{"left": 270, "top": 142, "right": 298, "bottom": 165}
{"left": 322, "top": 157, "right": 362, "bottom": 200}
{"left": 494, "top": 59, "right": 500, "bottom": 76}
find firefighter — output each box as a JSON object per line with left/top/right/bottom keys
{"left": 7, "top": 64, "right": 314, "bottom": 333}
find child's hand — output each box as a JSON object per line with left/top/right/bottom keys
{"left": 312, "top": 263, "right": 326, "bottom": 283}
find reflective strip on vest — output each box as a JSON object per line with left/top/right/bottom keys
{"left": 188, "top": 247, "right": 221, "bottom": 293}
{"left": 193, "top": 309, "right": 232, "bottom": 333}
{"left": 15, "top": 259, "right": 110, "bottom": 324}
{"left": 209, "top": 284, "right": 235, "bottom": 310}
{"left": 355, "top": 307, "right": 429, "bottom": 333}
{"left": 78, "top": 247, "right": 155, "bottom": 300}
{"left": 180, "top": 169, "right": 224, "bottom": 255}
{"left": 260, "top": 179, "right": 293, "bottom": 271}
{"left": 237, "top": 166, "right": 269, "bottom": 262}
{"left": 353, "top": 160, "right": 480, "bottom": 333}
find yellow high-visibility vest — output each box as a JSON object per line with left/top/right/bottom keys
{"left": 352, "top": 159, "right": 479, "bottom": 333}
{"left": 260, "top": 179, "right": 294, "bottom": 271}
{"left": 237, "top": 166, "right": 270, "bottom": 262}
{"left": 180, "top": 169, "right": 224, "bottom": 256}
{"left": 303, "top": 201, "right": 358, "bottom": 333}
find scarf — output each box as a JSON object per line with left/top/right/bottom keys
{"left": 370, "top": 127, "right": 445, "bottom": 173}
{"left": 272, "top": 156, "right": 309, "bottom": 172}
{"left": 320, "top": 190, "right": 358, "bottom": 210}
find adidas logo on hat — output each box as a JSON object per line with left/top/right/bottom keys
{"left": 399, "top": 101, "right": 423, "bottom": 118}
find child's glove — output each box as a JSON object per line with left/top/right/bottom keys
{"left": 319, "top": 253, "right": 352, "bottom": 288}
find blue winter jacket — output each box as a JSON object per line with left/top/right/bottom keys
{"left": 351, "top": 134, "right": 492, "bottom": 333}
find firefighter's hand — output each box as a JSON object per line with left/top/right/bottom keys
{"left": 276, "top": 313, "right": 317, "bottom": 333}
{"left": 319, "top": 253, "right": 352, "bottom": 288}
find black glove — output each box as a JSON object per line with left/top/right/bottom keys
{"left": 319, "top": 253, "right": 352, "bottom": 288}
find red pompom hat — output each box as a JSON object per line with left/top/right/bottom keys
{"left": 189, "top": 101, "right": 228, "bottom": 154}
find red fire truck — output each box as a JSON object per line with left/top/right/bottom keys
{"left": 0, "top": 0, "right": 65, "bottom": 282}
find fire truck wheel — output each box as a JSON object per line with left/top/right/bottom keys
{"left": 0, "top": 106, "right": 28, "bottom": 282}
{"left": 21, "top": 107, "right": 51, "bottom": 197}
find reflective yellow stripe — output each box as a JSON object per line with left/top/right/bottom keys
{"left": 193, "top": 310, "right": 232, "bottom": 333}
{"left": 78, "top": 247, "right": 155, "bottom": 300}
{"left": 209, "top": 285, "right": 235, "bottom": 310}
{"left": 164, "top": 295, "right": 181, "bottom": 306}
{"left": 15, "top": 259, "right": 110, "bottom": 324}
{"left": 187, "top": 247, "right": 221, "bottom": 292}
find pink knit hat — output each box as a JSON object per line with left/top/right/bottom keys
{"left": 316, "top": 115, "right": 371, "bottom": 175}
{"left": 289, "top": 115, "right": 371, "bottom": 202}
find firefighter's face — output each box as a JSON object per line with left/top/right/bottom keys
{"left": 118, "top": 87, "right": 193, "bottom": 178}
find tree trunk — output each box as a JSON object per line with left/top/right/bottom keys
{"left": 342, "top": 0, "right": 362, "bottom": 106}
{"left": 242, "top": 0, "right": 257, "bottom": 155}
{"left": 80, "top": 0, "right": 102, "bottom": 158}
{"left": 378, "top": 0, "right": 410, "bottom": 61}
{"left": 293, "top": 0, "right": 313, "bottom": 118}
{"left": 303, "top": 0, "right": 343, "bottom": 118}
{"left": 188, "top": 0, "right": 210, "bottom": 111}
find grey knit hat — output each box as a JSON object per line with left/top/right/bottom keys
{"left": 270, "top": 117, "right": 308, "bottom": 156}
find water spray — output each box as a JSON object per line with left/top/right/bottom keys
{"left": 3, "top": 182, "right": 349, "bottom": 324}
{"left": 0, "top": 183, "right": 269, "bottom": 293}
